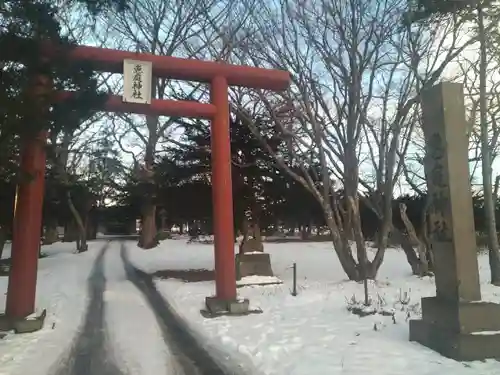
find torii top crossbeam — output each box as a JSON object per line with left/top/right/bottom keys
{"left": 56, "top": 45, "right": 290, "bottom": 90}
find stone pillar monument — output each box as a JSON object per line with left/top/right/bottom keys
{"left": 409, "top": 82, "right": 500, "bottom": 360}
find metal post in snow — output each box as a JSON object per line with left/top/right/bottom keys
{"left": 292, "top": 262, "right": 297, "bottom": 296}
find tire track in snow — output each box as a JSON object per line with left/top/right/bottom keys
{"left": 52, "top": 241, "right": 125, "bottom": 375}
{"left": 103, "top": 241, "right": 182, "bottom": 375}
{"left": 120, "top": 243, "right": 250, "bottom": 375}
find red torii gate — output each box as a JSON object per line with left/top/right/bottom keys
{"left": 5, "top": 45, "right": 290, "bottom": 319}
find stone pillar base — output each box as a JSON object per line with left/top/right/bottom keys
{"left": 203, "top": 296, "right": 251, "bottom": 317}
{"left": 410, "top": 297, "right": 500, "bottom": 361}
{"left": 235, "top": 252, "right": 274, "bottom": 280}
{"left": 0, "top": 309, "right": 46, "bottom": 334}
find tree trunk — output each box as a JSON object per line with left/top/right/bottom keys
{"left": 86, "top": 218, "right": 97, "bottom": 240}
{"left": 370, "top": 199, "right": 390, "bottom": 273}
{"left": 138, "top": 201, "right": 157, "bottom": 249}
{"left": 63, "top": 221, "right": 78, "bottom": 242}
{"left": 392, "top": 228, "right": 422, "bottom": 275}
{"left": 336, "top": 239, "right": 361, "bottom": 281}
{"left": 341, "top": 144, "right": 372, "bottom": 280}
{"left": 478, "top": 6, "right": 500, "bottom": 286}
{"left": 43, "top": 217, "right": 59, "bottom": 245}
{"left": 362, "top": 195, "right": 426, "bottom": 276}
{"left": 67, "top": 191, "right": 88, "bottom": 253}
{"left": 348, "top": 197, "right": 374, "bottom": 279}
{"left": 161, "top": 214, "right": 167, "bottom": 231}
{"left": 300, "top": 225, "right": 309, "bottom": 240}
{"left": 0, "top": 226, "right": 7, "bottom": 260}
{"left": 323, "top": 211, "right": 360, "bottom": 281}
{"left": 79, "top": 226, "right": 88, "bottom": 252}
{"left": 399, "top": 203, "right": 432, "bottom": 276}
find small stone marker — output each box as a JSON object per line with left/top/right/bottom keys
{"left": 409, "top": 82, "right": 500, "bottom": 360}
{"left": 236, "top": 220, "right": 274, "bottom": 279}
{"left": 236, "top": 249, "right": 274, "bottom": 279}
{"left": 240, "top": 238, "right": 264, "bottom": 253}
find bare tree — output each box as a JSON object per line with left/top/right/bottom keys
{"left": 46, "top": 112, "right": 109, "bottom": 251}
{"left": 96, "top": 0, "right": 231, "bottom": 248}
{"left": 475, "top": 5, "right": 500, "bottom": 285}
{"left": 42, "top": 2, "right": 115, "bottom": 250}
{"left": 208, "top": 0, "right": 481, "bottom": 279}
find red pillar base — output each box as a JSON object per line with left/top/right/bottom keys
{"left": 5, "top": 132, "right": 47, "bottom": 319}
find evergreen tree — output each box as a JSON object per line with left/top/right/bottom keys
{"left": 0, "top": 0, "right": 128, "bottom": 154}
{"left": 150, "top": 115, "right": 325, "bottom": 233}
{"left": 0, "top": 0, "right": 128, "bottom": 248}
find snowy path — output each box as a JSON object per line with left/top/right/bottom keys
{"left": 119, "top": 243, "right": 248, "bottom": 375}
{"left": 104, "top": 242, "right": 181, "bottom": 375}
{"left": 52, "top": 242, "right": 124, "bottom": 375}
{"left": 49, "top": 241, "right": 242, "bottom": 375}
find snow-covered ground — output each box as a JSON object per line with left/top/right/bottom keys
{"left": 128, "top": 240, "right": 500, "bottom": 375}
{"left": 2, "top": 238, "right": 500, "bottom": 375}
{"left": 0, "top": 240, "right": 187, "bottom": 375}
{"left": 0, "top": 241, "right": 103, "bottom": 375}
